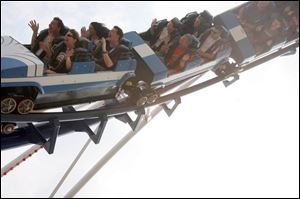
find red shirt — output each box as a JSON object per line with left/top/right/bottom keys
{"left": 166, "top": 46, "right": 186, "bottom": 67}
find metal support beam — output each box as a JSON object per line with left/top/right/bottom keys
{"left": 28, "top": 117, "right": 60, "bottom": 154}
{"left": 115, "top": 108, "right": 145, "bottom": 131}
{"left": 84, "top": 115, "right": 108, "bottom": 144}
{"left": 44, "top": 118, "right": 60, "bottom": 154}
{"left": 63, "top": 105, "right": 108, "bottom": 144}
{"left": 161, "top": 98, "right": 181, "bottom": 117}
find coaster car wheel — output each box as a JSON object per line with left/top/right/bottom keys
{"left": 2, "top": 123, "right": 16, "bottom": 135}
{"left": 17, "top": 98, "right": 34, "bottom": 114}
{"left": 1, "top": 97, "right": 17, "bottom": 114}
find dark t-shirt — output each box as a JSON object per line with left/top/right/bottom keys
{"left": 32, "top": 29, "right": 65, "bottom": 62}
{"left": 95, "top": 43, "right": 131, "bottom": 71}
{"left": 48, "top": 42, "right": 88, "bottom": 73}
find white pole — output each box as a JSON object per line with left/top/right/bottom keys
{"left": 49, "top": 139, "right": 91, "bottom": 198}
{"left": 49, "top": 101, "right": 108, "bottom": 197}
{"left": 1, "top": 144, "right": 43, "bottom": 177}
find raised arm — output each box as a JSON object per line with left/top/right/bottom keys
{"left": 28, "top": 20, "right": 39, "bottom": 49}
{"left": 101, "top": 37, "right": 114, "bottom": 68}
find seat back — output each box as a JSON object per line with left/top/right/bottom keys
{"left": 184, "top": 58, "right": 202, "bottom": 71}
{"left": 69, "top": 61, "right": 95, "bottom": 74}
{"left": 120, "top": 38, "right": 133, "bottom": 49}
{"left": 124, "top": 31, "right": 168, "bottom": 83}
{"left": 114, "top": 59, "right": 137, "bottom": 71}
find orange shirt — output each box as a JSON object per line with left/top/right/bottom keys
{"left": 166, "top": 46, "right": 186, "bottom": 67}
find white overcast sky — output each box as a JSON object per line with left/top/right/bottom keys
{"left": 1, "top": 1, "right": 299, "bottom": 198}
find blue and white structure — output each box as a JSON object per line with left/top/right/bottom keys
{"left": 1, "top": 36, "right": 136, "bottom": 114}
{"left": 1, "top": 36, "right": 44, "bottom": 78}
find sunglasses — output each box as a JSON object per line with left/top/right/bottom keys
{"left": 66, "top": 33, "right": 74, "bottom": 38}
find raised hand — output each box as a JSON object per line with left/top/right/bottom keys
{"left": 151, "top": 18, "right": 157, "bottom": 27}
{"left": 101, "top": 37, "right": 107, "bottom": 52}
{"left": 150, "top": 18, "right": 158, "bottom": 34}
{"left": 28, "top": 20, "right": 39, "bottom": 34}
{"left": 81, "top": 26, "right": 89, "bottom": 38}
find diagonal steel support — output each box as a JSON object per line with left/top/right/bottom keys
{"left": 161, "top": 97, "right": 181, "bottom": 117}
{"left": 28, "top": 117, "right": 60, "bottom": 154}
{"left": 63, "top": 105, "right": 108, "bottom": 144}
{"left": 115, "top": 108, "right": 145, "bottom": 131}
{"left": 44, "top": 118, "right": 60, "bottom": 154}
{"left": 83, "top": 115, "right": 108, "bottom": 144}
